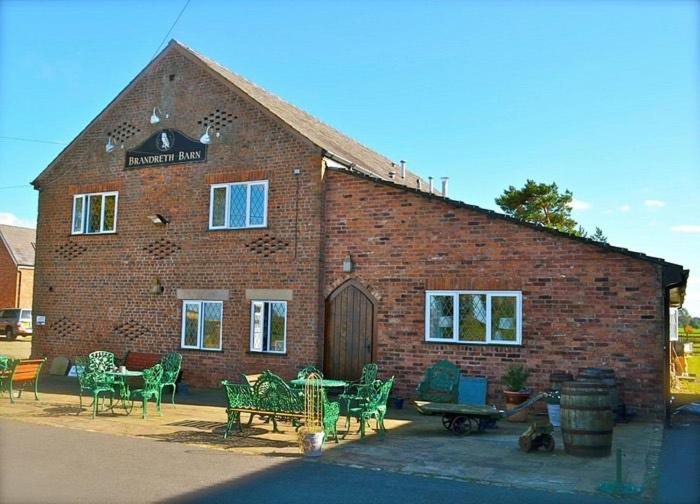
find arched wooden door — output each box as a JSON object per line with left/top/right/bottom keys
{"left": 324, "top": 280, "right": 376, "bottom": 380}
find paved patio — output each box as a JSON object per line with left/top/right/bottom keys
{"left": 0, "top": 375, "right": 662, "bottom": 499}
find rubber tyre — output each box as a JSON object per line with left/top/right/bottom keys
{"left": 5, "top": 327, "right": 15, "bottom": 341}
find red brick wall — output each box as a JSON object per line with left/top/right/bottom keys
{"left": 32, "top": 48, "right": 325, "bottom": 387}
{"left": 323, "top": 169, "right": 666, "bottom": 417}
{"left": 17, "top": 267, "right": 34, "bottom": 308}
{"left": 0, "top": 244, "right": 18, "bottom": 307}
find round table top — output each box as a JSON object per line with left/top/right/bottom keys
{"left": 290, "top": 378, "right": 348, "bottom": 387}
{"left": 107, "top": 370, "right": 144, "bottom": 377}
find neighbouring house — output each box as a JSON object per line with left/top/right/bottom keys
{"left": 0, "top": 224, "right": 36, "bottom": 308}
{"left": 30, "top": 40, "right": 687, "bottom": 417}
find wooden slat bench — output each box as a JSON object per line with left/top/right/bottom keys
{"left": 122, "top": 351, "right": 161, "bottom": 371}
{"left": 0, "top": 358, "right": 47, "bottom": 403}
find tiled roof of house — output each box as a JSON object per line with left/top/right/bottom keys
{"left": 0, "top": 224, "right": 36, "bottom": 267}
{"left": 177, "top": 41, "right": 430, "bottom": 191}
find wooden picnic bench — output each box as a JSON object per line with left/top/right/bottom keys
{"left": 0, "top": 358, "right": 47, "bottom": 403}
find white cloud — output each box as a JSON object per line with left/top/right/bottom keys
{"left": 0, "top": 212, "right": 36, "bottom": 228}
{"left": 671, "top": 224, "right": 700, "bottom": 234}
{"left": 644, "top": 199, "right": 666, "bottom": 208}
{"left": 568, "top": 198, "right": 591, "bottom": 211}
{"left": 619, "top": 204, "right": 631, "bottom": 213}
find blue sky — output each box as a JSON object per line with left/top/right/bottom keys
{"left": 1, "top": 0, "right": 698, "bottom": 312}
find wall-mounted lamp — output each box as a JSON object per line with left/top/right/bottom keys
{"left": 151, "top": 277, "right": 164, "bottom": 295}
{"left": 199, "top": 125, "right": 212, "bottom": 144}
{"left": 147, "top": 214, "right": 169, "bottom": 225}
{"left": 342, "top": 254, "right": 354, "bottom": 273}
{"left": 150, "top": 106, "right": 169, "bottom": 125}
{"left": 105, "top": 136, "right": 115, "bottom": 153}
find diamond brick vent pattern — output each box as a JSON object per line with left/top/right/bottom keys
{"left": 143, "top": 239, "right": 181, "bottom": 260}
{"left": 54, "top": 242, "right": 88, "bottom": 260}
{"left": 245, "top": 234, "right": 289, "bottom": 257}
{"left": 113, "top": 320, "right": 151, "bottom": 342}
{"left": 108, "top": 122, "right": 141, "bottom": 144}
{"left": 50, "top": 317, "right": 80, "bottom": 338}
{"left": 197, "top": 109, "right": 236, "bottom": 133}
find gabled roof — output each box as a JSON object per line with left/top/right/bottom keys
{"left": 0, "top": 224, "right": 36, "bottom": 267}
{"left": 33, "top": 40, "right": 430, "bottom": 191}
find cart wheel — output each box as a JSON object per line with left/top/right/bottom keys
{"left": 451, "top": 416, "right": 473, "bottom": 435}
{"left": 442, "top": 414, "right": 454, "bottom": 431}
{"left": 542, "top": 434, "right": 555, "bottom": 452}
{"left": 519, "top": 436, "right": 532, "bottom": 452}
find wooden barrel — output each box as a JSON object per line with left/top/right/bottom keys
{"left": 549, "top": 372, "right": 574, "bottom": 391}
{"left": 560, "top": 382, "right": 613, "bottom": 457}
{"left": 577, "top": 368, "right": 621, "bottom": 415}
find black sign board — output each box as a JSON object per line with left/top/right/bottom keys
{"left": 125, "top": 129, "right": 207, "bottom": 169}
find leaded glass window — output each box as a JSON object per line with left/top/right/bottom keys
{"left": 250, "top": 300, "right": 287, "bottom": 353}
{"left": 71, "top": 192, "right": 119, "bottom": 234}
{"left": 426, "top": 291, "right": 522, "bottom": 345}
{"left": 211, "top": 186, "right": 226, "bottom": 227}
{"left": 429, "top": 295, "right": 454, "bottom": 339}
{"left": 459, "top": 294, "right": 487, "bottom": 342}
{"left": 181, "top": 300, "right": 223, "bottom": 351}
{"left": 209, "top": 180, "right": 268, "bottom": 229}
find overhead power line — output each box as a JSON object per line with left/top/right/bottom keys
{"left": 151, "top": 0, "right": 192, "bottom": 60}
{"left": 0, "top": 136, "right": 66, "bottom": 146}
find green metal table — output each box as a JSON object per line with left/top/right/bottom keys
{"left": 290, "top": 378, "right": 348, "bottom": 388}
{"left": 106, "top": 369, "right": 143, "bottom": 414}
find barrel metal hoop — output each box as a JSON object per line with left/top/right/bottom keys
{"left": 561, "top": 428, "right": 613, "bottom": 436}
{"left": 560, "top": 405, "right": 611, "bottom": 411}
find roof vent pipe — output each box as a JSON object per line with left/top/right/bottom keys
{"left": 416, "top": 179, "right": 421, "bottom": 190}
{"left": 441, "top": 177, "right": 449, "bottom": 197}
{"left": 428, "top": 176, "right": 433, "bottom": 194}
{"left": 388, "top": 171, "right": 396, "bottom": 180}
{"left": 400, "top": 160, "right": 406, "bottom": 179}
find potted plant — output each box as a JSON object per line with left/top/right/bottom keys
{"left": 501, "top": 364, "right": 531, "bottom": 422}
{"left": 545, "top": 389, "right": 561, "bottom": 427}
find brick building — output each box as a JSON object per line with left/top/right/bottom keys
{"left": 31, "top": 41, "right": 686, "bottom": 416}
{"left": 0, "top": 224, "right": 35, "bottom": 309}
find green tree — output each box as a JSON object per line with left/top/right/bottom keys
{"left": 591, "top": 227, "right": 608, "bottom": 244}
{"left": 495, "top": 180, "right": 579, "bottom": 234}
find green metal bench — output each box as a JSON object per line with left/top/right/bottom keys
{"left": 221, "top": 370, "right": 339, "bottom": 441}
{"left": 416, "top": 360, "right": 460, "bottom": 403}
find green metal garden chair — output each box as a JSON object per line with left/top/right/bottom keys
{"left": 343, "top": 376, "right": 395, "bottom": 439}
{"left": 129, "top": 363, "right": 163, "bottom": 419}
{"left": 158, "top": 352, "right": 182, "bottom": 408}
{"left": 322, "top": 389, "right": 340, "bottom": 444}
{"left": 296, "top": 366, "right": 323, "bottom": 380}
{"left": 75, "top": 356, "right": 115, "bottom": 419}
{"left": 339, "top": 363, "right": 378, "bottom": 409}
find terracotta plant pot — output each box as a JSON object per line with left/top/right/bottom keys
{"left": 504, "top": 390, "right": 531, "bottom": 422}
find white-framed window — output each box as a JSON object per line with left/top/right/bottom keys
{"left": 181, "top": 300, "right": 223, "bottom": 351}
{"left": 209, "top": 180, "right": 269, "bottom": 230}
{"left": 250, "top": 300, "right": 287, "bottom": 353}
{"left": 72, "top": 192, "right": 118, "bottom": 234}
{"left": 425, "top": 291, "right": 522, "bottom": 345}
